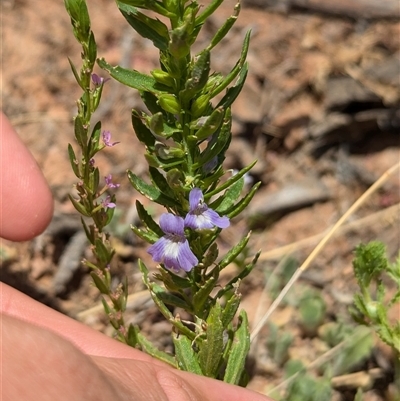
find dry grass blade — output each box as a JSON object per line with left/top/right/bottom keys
{"left": 251, "top": 160, "right": 400, "bottom": 342}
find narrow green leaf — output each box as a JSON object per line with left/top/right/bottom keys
{"left": 138, "top": 260, "right": 196, "bottom": 340}
{"left": 212, "top": 177, "right": 244, "bottom": 214}
{"left": 118, "top": 0, "right": 176, "bottom": 18}
{"left": 98, "top": 58, "right": 169, "bottom": 93}
{"left": 209, "top": 30, "right": 251, "bottom": 99}
{"left": 74, "top": 116, "right": 88, "bottom": 150}
{"left": 218, "top": 232, "right": 251, "bottom": 271}
{"left": 196, "top": 110, "right": 231, "bottom": 168}
{"left": 152, "top": 284, "right": 191, "bottom": 311}
{"left": 135, "top": 200, "right": 163, "bottom": 236}
{"left": 224, "top": 310, "right": 250, "bottom": 385}
{"left": 94, "top": 238, "right": 113, "bottom": 265}
{"left": 207, "top": 2, "right": 240, "bottom": 51}
{"left": 127, "top": 171, "right": 177, "bottom": 207}
{"left": 221, "top": 293, "right": 241, "bottom": 329}
{"left": 131, "top": 225, "right": 159, "bottom": 243}
{"left": 195, "top": 0, "right": 224, "bottom": 25}
{"left": 216, "top": 251, "right": 260, "bottom": 299}
{"left": 131, "top": 110, "right": 155, "bottom": 149}
{"left": 87, "top": 31, "right": 97, "bottom": 65}
{"left": 153, "top": 268, "right": 192, "bottom": 291}
{"left": 68, "top": 144, "right": 81, "bottom": 178}
{"left": 88, "top": 120, "right": 102, "bottom": 158}
{"left": 118, "top": 3, "right": 169, "bottom": 51}
{"left": 193, "top": 270, "right": 219, "bottom": 318}
{"left": 149, "top": 167, "right": 175, "bottom": 199}
{"left": 225, "top": 181, "right": 261, "bottom": 219}
{"left": 199, "top": 303, "right": 224, "bottom": 378}
{"left": 216, "top": 63, "right": 248, "bottom": 110}
{"left": 68, "top": 194, "right": 91, "bottom": 217}
{"left": 133, "top": 326, "right": 177, "bottom": 367}
{"left": 90, "top": 271, "right": 109, "bottom": 294}
{"left": 67, "top": 57, "right": 83, "bottom": 89}
{"left": 173, "top": 333, "right": 203, "bottom": 375}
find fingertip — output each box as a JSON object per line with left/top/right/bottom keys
{"left": 0, "top": 112, "right": 53, "bottom": 241}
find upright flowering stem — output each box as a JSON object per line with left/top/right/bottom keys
{"left": 66, "top": 0, "right": 261, "bottom": 383}
{"left": 65, "top": 0, "right": 131, "bottom": 344}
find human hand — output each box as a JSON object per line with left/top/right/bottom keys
{"left": 0, "top": 112, "right": 272, "bottom": 401}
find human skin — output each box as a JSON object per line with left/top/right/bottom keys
{"left": 0, "top": 112, "right": 272, "bottom": 401}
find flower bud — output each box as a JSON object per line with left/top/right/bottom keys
{"left": 151, "top": 69, "right": 175, "bottom": 88}
{"left": 190, "top": 94, "right": 211, "bottom": 118}
{"left": 158, "top": 94, "right": 181, "bottom": 114}
{"left": 195, "top": 107, "right": 225, "bottom": 140}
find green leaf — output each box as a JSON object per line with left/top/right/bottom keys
{"left": 195, "top": 0, "right": 224, "bottom": 25}
{"left": 152, "top": 284, "right": 192, "bottom": 311}
{"left": 195, "top": 107, "right": 225, "bottom": 141}
{"left": 68, "top": 144, "right": 81, "bottom": 178}
{"left": 224, "top": 310, "right": 250, "bottom": 385}
{"left": 117, "top": 2, "right": 169, "bottom": 51}
{"left": 225, "top": 181, "right": 261, "bottom": 219}
{"left": 149, "top": 167, "right": 175, "bottom": 199}
{"left": 135, "top": 200, "right": 163, "bottom": 236}
{"left": 138, "top": 260, "right": 196, "bottom": 340}
{"left": 131, "top": 110, "right": 155, "bottom": 149}
{"left": 153, "top": 268, "right": 192, "bottom": 291}
{"left": 196, "top": 110, "right": 232, "bottom": 169}
{"left": 127, "top": 171, "right": 177, "bottom": 207}
{"left": 221, "top": 292, "right": 241, "bottom": 329}
{"left": 216, "top": 251, "right": 260, "bottom": 299}
{"left": 209, "top": 30, "right": 251, "bottom": 99}
{"left": 98, "top": 58, "right": 169, "bottom": 93}
{"left": 180, "top": 49, "right": 211, "bottom": 103}
{"left": 117, "top": 0, "right": 176, "bottom": 18}
{"left": 131, "top": 225, "right": 159, "bottom": 243}
{"left": 68, "top": 194, "right": 91, "bottom": 217}
{"left": 207, "top": 2, "right": 240, "bottom": 51}
{"left": 173, "top": 333, "right": 203, "bottom": 375}
{"left": 217, "top": 232, "right": 251, "bottom": 271}
{"left": 67, "top": 57, "right": 83, "bottom": 89}
{"left": 90, "top": 271, "right": 109, "bottom": 294}
{"left": 216, "top": 62, "right": 248, "bottom": 110}
{"left": 87, "top": 31, "right": 97, "bottom": 65}
{"left": 193, "top": 270, "right": 219, "bottom": 318}
{"left": 74, "top": 116, "right": 88, "bottom": 150}
{"left": 199, "top": 302, "right": 224, "bottom": 378}
{"left": 88, "top": 120, "right": 102, "bottom": 158}
{"left": 94, "top": 238, "right": 113, "bottom": 266}
{"left": 131, "top": 325, "right": 177, "bottom": 367}
{"left": 212, "top": 177, "right": 244, "bottom": 214}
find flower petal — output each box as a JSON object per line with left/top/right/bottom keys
{"left": 177, "top": 240, "right": 198, "bottom": 272}
{"left": 148, "top": 237, "right": 169, "bottom": 262}
{"left": 159, "top": 213, "right": 185, "bottom": 235}
{"left": 204, "top": 209, "right": 230, "bottom": 229}
{"left": 188, "top": 188, "right": 203, "bottom": 211}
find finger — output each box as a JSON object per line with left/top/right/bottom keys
{"left": 1, "top": 284, "right": 272, "bottom": 400}
{"left": 2, "top": 314, "right": 125, "bottom": 401}
{"left": 0, "top": 282, "right": 155, "bottom": 362}
{"left": 0, "top": 112, "right": 53, "bottom": 241}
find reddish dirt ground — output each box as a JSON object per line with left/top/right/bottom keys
{"left": 2, "top": 1, "right": 399, "bottom": 399}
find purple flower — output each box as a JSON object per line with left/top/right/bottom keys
{"left": 102, "top": 130, "right": 120, "bottom": 147}
{"left": 91, "top": 73, "right": 110, "bottom": 86}
{"left": 105, "top": 174, "right": 120, "bottom": 189}
{"left": 102, "top": 195, "right": 116, "bottom": 209}
{"left": 148, "top": 213, "right": 198, "bottom": 272}
{"left": 184, "top": 188, "right": 230, "bottom": 230}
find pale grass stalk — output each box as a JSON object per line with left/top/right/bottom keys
{"left": 251, "top": 161, "right": 400, "bottom": 342}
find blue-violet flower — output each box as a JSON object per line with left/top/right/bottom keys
{"left": 148, "top": 213, "right": 198, "bottom": 272}
{"left": 184, "top": 188, "right": 230, "bottom": 230}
